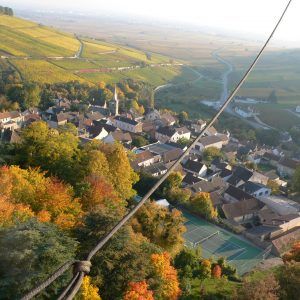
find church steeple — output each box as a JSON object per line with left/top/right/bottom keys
{"left": 114, "top": 84, "right": 119, "bottom": 115}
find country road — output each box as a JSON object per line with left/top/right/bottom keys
{"left": 212, "top": 49, "right": 234, "bottom": 104}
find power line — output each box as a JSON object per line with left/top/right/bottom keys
{"left": 21, "top": 1, "right": 293, "bottom": 299}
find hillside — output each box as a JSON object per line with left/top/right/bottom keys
{"left": 0, "top": 15, "right": 183, "bottom": 86}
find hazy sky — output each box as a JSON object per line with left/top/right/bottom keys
{"left": 3, "top": 0, "right": 299, "bottom": 45}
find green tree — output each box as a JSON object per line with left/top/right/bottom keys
{"left": 190, "top": 192, "right": 217, "bottom": 220}
{"left": 277, "top": 262, "right": 300, "bottom": 300}
{"left": 132, "top": 201, "right": 186, "bottom": 255}
{"left": 177, "top": 137, "right": 190, "bottom": 147}
{"left": 203, "top": 147, "right": 222, "bottom": 163}
{"left": 292, "top": 167, "right": 300, "bottom": 194}
{"left": 178, "top": 111, "right": 189, "bottom": 124}
{"left": 132, "top": 136, "right": 148, "bottom": 147}
{"left": 0, "top": 219, "right": 78, "bottom": 299}
{"left": 75, "top": 213, "right": 161, "bottom": 300}
{"left": 267, "top": 180, "right": 280, "bottom": 195}
{"left": 100, "top": 143, "right": 139, "bottom": 200}
{"left": 160, "top": 172, "right": 183, "bottom": 196}
{"left": 23, "top": 82, "right": 41, "bottom": 108}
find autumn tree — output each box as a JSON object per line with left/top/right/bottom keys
{"left": 17, "top": 121, "right": 81, "bottom": 184}
{"left": 0, "top": 220, "right": 78, "bottom": 299}
{"left": 212, "top": 265, "right": 222, "bottom": 278}
{"left": 123, "top": 281, "right": 154, "bottom": 300}
{"left": 81, "top": 176, "right": 126, "bottom": 217}
{"left": 199, "top": 259, "right": 211, "bottom": 281}
{"left": 239, "top": 274, "right": 280, "bottom": 300}
{"left": 132, "top": 201, "right": 186, "bottom": 255}
{"left": 77, "top": 276, "right": 102, "bottom": 300}
{"left": 0, "top": 166, "right": 82, "bottom": 228}
{"left": 190, "top": 192, "right": 218, "bottom": 220}
{"left": 99, "top": 142, "right": 139, "bottom": 200}
{"left": 151, "top": 252, "right": 181, "bottom": 300}
{"left": 160, "top": 172, "right": 183, "bottom": 197}
{"left": 75, "top": 212, "right": 161, "bottom": 300}
{"left": 283, "top": 241, "right": 300, "bottom": 262}
{"left": 277, "top": 262, "right": 300, "bottom": 300}
{"left": 267, "top": 180, "right": 280, "bottom": 195}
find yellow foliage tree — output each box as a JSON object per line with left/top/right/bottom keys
{"left": 77, "top": 276, "right": 101, "bottom": 300}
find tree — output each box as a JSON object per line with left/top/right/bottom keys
{"left": 99, "top": 143, "right": 139, "bottom": 200}
{"left": 267, "top": 180, "right": 280, "bottom": 195}
{"left": 190, "top": 192, "right": 218, "bottom": 220}
{"left": 0, "top": 166, "right": 82, "bottom": 228}
{"left": 81, "top": 176, "right": 126, "bottom": 217}
{"left": 123, "top": 281, "right": 154, "bottom": 300}
{"left": 256, "top": 129, "right": 280, "bottom": 147}
{"left": 267, "top": 90, "right": 278, "bottom": 104}
{"left": 75, "top": 212, "right": 161, "bottom": 300}
{"left": 277, "top": 262, "right": 300, "bottom": 300}
{"left": 199, "top": 259, "right": 211, "bottom": 281}
{"left": 177, "top": 138, "right": 190, "bottom": 147}
{"left": 174, "top": 248, "right": 202, "bottom": 279}
{"left": 0, "top": 219, "right": 78, "bottom": 299}
{"left": 166, "top": 187, "right": 191, "bottom": 205}
{"left": 160, "top": 172, "right": 183, "bottom": 196}
{"left": 292, "top": 167, "right": 300, "bottom": 194}
{"left": 239, "top": 274, "right": 279, "bottom": 300}
{"left": 78, "top": 276, "right": 102, "bottom": 300}
{"left": 203, "top": 147, "right": 222, "bottom": 163}
{"left": 212, "top": 265, "right": 222, "bottom": 278}
{"left": 17, "top": 121, "right": 81, "bottom": 184}
{"left": 132, "top": 201, "right": 186, "bottom": 255}
{"left": 283, "top": 242, "right": 300, "bottom": 262}
{"left": 23, "top": 82, "right": 41, "bottom": 108}
{"left": 178, "top": 111, "right": 189, "bottom": 124}
{"left": 151, "top": 252, "right": 181, "bottom": 300}
{"left": 132, "top": 136, "right": 148, "bottom": 147}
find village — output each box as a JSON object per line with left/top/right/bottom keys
{"left": 0, "top": 86, "right": 300, "bottom": 259}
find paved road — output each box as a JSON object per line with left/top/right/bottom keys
{"left": 212, "top": 49, "right": 234, "bottom": 104}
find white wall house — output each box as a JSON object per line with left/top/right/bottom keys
{"left": 113, "top": 116, "right": 142, "bottom": 133}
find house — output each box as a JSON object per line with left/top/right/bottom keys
{"left": 296, "top": 105, "right": 300, "bottom": 113}
{"left": 188, "top": 177, "right": 227, "bottom": 194}
{"left": 103, "top": 131, "right": 132, "bottom": 145}
{"left": 113, "top": 116, "right": 142, "bottom": 133}
{"left": 87, "top": 126, "right": 109, "bottom": 140}
{"left": 182, "top": 172, "right": 202, "bottom": 186}
{"left": 239, "top": 181, "right": 271, "bottom": 198}
{"left": 140, "top": 142, "right": 183, "bottom": 163}
{"left": 155, "top": 126, "right": 190, "bottom": 143}
{"left": 183, "top": 159, "right": 207, "bottom": 177}
{"left": 211, "top": 158, "right": 232, "bottom": 172}
{"left": 222, "top": 198, "right": 265, "bottom": 224}
{"left": 145, "top": 109, "right": 161, "bottom": 121}
{"left": 271, "top": 227, "right": 300, "bottom": 256}
{"left": 204, "top": 126, "right": 217, "bottom": 136}
{"left": 262, "top": 152, "right": 281, "bottom": 167}
{"left": 132, "top": 150, "right": 160, "bottom": 169}
{"left": 223, "top": 185, "right": 254, "bottom": 203}
{"left": 0, "top": 111, "right": 23, "bottom": 124}
{"left": 47, "top": 112, "right": 76, "bottom": 128}
{"left": 277, "top": 158, "right": 300, "bottom": 177}
{"left": 191, "top": 120, "right": 207, "bottom": 133}
{"left": 193, "top": 135, "right": 224, "bottom": 153}
{"left": 160, "top": 113, "right": 176, "bottom": 126}
{"left": 143, "top": 162, "right": 168, "bottom": 177}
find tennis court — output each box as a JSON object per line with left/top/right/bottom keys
{"left": 183, "top": 212, "right": 270, "bottom": 274}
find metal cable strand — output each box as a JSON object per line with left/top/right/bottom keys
{"left": 20, "top": 261, "right": 75, "bottom": 300}
{"left": 20, "top": 1, "right": 293, "bottom": 299}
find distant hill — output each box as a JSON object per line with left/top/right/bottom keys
{"left": 0, "top": 15, "right": 183, "bottom": 85}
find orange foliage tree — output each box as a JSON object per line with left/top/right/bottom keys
{"left": 0, "top": 166, "right": 82, "bottom": 228}
{"left": 283, "top": 241, "right": 300, "bottom": 262}
{"left": 212, "top": 265, "right": 222, "bottom": 278}
{"left": 123, "top": 281, "right": 154, "bottom": 300}
{"left": 81, "top": 175, "right": 126, "bottom": 217}
{"left": 151, "top": 252, "right": 181, "bottom": 300}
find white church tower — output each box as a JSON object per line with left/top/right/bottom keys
{"left": 114, "top": 84, "right": 119, "bottom": 115}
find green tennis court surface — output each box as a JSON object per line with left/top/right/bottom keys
{"left": 183, "top": 211, "right": 269, "bottom": 275}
